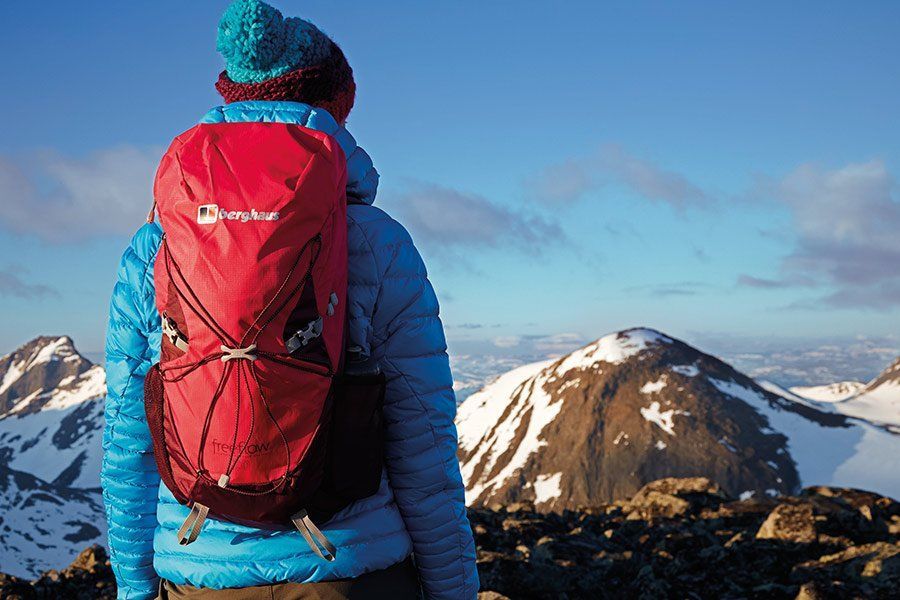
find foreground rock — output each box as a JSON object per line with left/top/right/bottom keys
{"left": 473, "top": 478, "right": 900, "bottom": 599}
{"left": 2, "top": 479, "right": 898, "bottom": 599}
{"left": 0, "top": 545, "right": 114, "bottom": 599}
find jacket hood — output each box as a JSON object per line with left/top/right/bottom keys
{"left": 201, "top": 101, "right": 378, "bottom": 206}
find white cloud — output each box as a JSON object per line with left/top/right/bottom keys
{"left": 0, "top": 146, "right": 160, "bottom": 242}
{"left": 528, "top": 144, "right": 711, "bottom": 210}
{"left": 741, "top": 160, "right": 900, "bottom": 308}
{"left": 492, "top": 336, "right": 522, "bottom": 348}
{"left": 490, "top": 332, "right": 587, "bottom": 354}
{"left": 0, "top": 267, "right": 58, "bottom": 299}
{"left": 528, "top": 159, "right": 594, "bottom": 204}
{"left": 530, "top": 332, "right": 586, "bottom": 354}
{"left": 383, "top": 181, "right": 566, "bottom": 255}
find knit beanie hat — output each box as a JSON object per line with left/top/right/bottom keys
{"left": 215, "top": 0, "right": 356, "bottom": 123}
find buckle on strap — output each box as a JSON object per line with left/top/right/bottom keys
{"left": 285, "top": 318, "right": 323, "bottom": 353}
{"left": 162, "top": 314, "right": 189, "bottom": 352}
{"left": 220, "top": 344, "right": 258, "bottom": 362}
{"left": 176, "top": 503, "right": 209, "bottom": 546}
{"left": 291, "top": 509, "right": 337, "bottom": 562}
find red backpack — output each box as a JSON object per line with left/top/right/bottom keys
{"left": 143, "top": 121, "right": 385, "bottom": 561}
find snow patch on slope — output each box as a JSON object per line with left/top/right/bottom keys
{"left": 533, "top": 472, "right": 563, "bottom": 505}
{"left": 640, "top": 377, "right": 667, "bottom": 394}
{"left": 458, "top": 359, "right": 563, "bottom": 504}
{"left": 758, "top": 380, "right": 830, "bottom": 411}
{"left": 640, "top": 401, "right": 689, "bottom": 436}
{"left": 457, "top": 360, "right": 554, "bottom": 452}
{"left": 0, "top": 360, "right": 26, "bottom": 396}
{"left": 31, "top": 337, "right": 80, "bottom": 366}
{"left": 778, "top": 377, "right": 899, "bottom": 430}
{"left": 837, "top": 382, "right": 900, "bottom": 429}
{"left": 671, "top": 364, "right": 700, "bottom": 377}
{"left": 791, "top": 381, "right": 866, "bottom": 403}
{"left": 709, "top": 377, "right": 900, "bottom": 499}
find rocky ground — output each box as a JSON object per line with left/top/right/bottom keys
{"left": 0, "top": 545, "right": 115, "bottom": 599}
{"left": 473, "top": 477, "right": 900, "bottom": 599}
{"left": 1, "top": 478, "right": 897, "bottom": 599}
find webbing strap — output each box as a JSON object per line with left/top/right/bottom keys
{"left": 176, "top": 503, "right": 209, "bottom": 546}
{"left": 291, "top": 509, "right": 337, "bottom": 562}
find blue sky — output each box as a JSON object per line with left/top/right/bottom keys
{"left": 0, "top": 1, "right": 898, "bottom": 361}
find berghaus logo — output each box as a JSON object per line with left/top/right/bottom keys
{"left": 197, "top": 203, "right": 280, "bottom": 224}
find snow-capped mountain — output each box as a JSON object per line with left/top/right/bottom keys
{"left": 0, "top": 336, "right": 105, "bottom": 487}
{"left": 790, "top": 381, "right": 866, "bottom": 402}
{"left": 1, "top": 336, "right": 95, "bottom": 412}
{"left": 456, "top": 328, "right": 900, "bottom": 511}
{"left": 785, "top": 358, "right": 900, "bottom": 432}
{"left": 829, "top": 358, "right": 900, "bottom": 430}
{"left": 0, "top": 336, "right": 106, "bottom": 578}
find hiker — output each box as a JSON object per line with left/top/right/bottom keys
{"left": 102, "top": 1, "right": 477, "bottom": 598}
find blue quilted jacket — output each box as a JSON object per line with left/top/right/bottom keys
{"left": 102, "top": 101, "right": 478, "bottom": 599}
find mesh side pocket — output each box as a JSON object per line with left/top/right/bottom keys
{"left": 326, "top": 372, "right": 386, "bottom": 502}
{"left": 144, "top": 364, "right": 188, "bottom": 504}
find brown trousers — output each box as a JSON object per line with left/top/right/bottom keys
{"left": 157, "top": 558, "right": 421, "bottom": 600}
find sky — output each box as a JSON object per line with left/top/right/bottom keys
{"left": 0, "top": 1, "right": 898, "bottom": 370}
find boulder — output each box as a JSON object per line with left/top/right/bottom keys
{"left": 623, "top": 477, "right": 727, "bottom": 520}
{"left": 625, "top": 490, "right": 692, "bottom": 520}
{"left": 756, "top": 503, "right": 818, "bottom": 543}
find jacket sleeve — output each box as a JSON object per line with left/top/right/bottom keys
{"left": 102, "top": 223, "right": 163, "bottom": 600}
{"left": 365, "top": 216, "right": 479, "bottom": 599}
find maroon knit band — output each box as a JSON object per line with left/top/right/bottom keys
{"left": 215, "top": 42, "right": 356, "bottom": 124}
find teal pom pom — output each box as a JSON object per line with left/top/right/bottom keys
{"left": 217, "top": 0, "right": 333, "bottom": 84}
